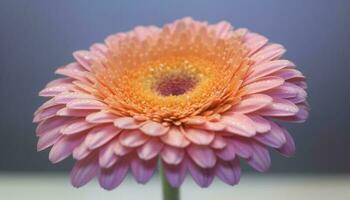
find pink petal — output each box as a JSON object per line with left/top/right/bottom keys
{"left": 98, "top": 158, "right": 129, "bottom": 190}
{"left": 199, "top": 121, "right": 226, "bottom": 131}
{"left": 99, "top": 143, "right": 118, "bottom": 168}
{"left": 37, "top": 127, "right": 63, "bottom": 151}
{"left": 246, "top": 60, "right": 295, "bottom": 83}
{"left": 215, "top": 159, "right": 241, "bottom": 185}
{"left": 67, "top": 99, "right": 106, "bottom": 110}
{"left": 119, "top": 130, "right": 149, "bottom": 147}
{"left": 56, "top": 108, "right": 93, "bottom": 117}
{"left": 216, "top": 142, "right": 236, "bottom": 161}
{"left": 273, "top": 68, "right": 305, "bottom": 80}
{"left": 73, "top": 142, "right": 91, "bottom": 160}
{"left": 70, "top": 154, "right": 99, "bottom": 188}
{"left": 61, "top": 119, "right": 96, "bottom": 135}
{"left": 230, "top": 139, "right": 253, "bottom": 159}
{"left": 277, "top": 105, "right": 309, "bottom": 123}
{"left": 187, "top": 157, "right": 215, "bottom": 188}
{"left": 244, "top": 33, "right": 268, "bottom": 56}
{"left": 53, "top": 92, "right": 95, "bottom": 104}
{"left": 210, "top": 135, "right": 227, "bottom": 149}
{"left": 160, "top": 126, "right": 190, "bottom": 148}
{"left": 86, "top": 111, "right": 116, "bottom": 123}
{"left": 163, "top": 160, "right": 187, "bottom": 187}
{"left": 112, "top": 140, "right": 132, "bottom": 156}
{"left": 247, "top": 114, "right": 271, "bottom": 133}
{"left": 265, "top": 82, "right": 300, "bottom": 99}
{"left": 277, "top": 128, "right": 296, "bottom": 157}
{"left": 55, "top": 64, "right": 88, "bottom": 82}
{"left": 187, "top": 145, "right": 216, "bottom": 168}
{"left": 139, "top": 121, "right": 169, "bottom": 136}
{"left": 254, "top": 122, "right": 286, "bottom": 148}
{"left": 243, "top": 76, "right": 284, "bottom": 95}
{"left": 161, "top": 145, "right": 184, "bottom": 165}
{"left": 36, "top": 117, "right": 72, "bottom": 136}
{"left": 39, "top": 83, "right": 73, "bottom": 97}
{"left": 73, "top": 50, "right": 95, "bottom": 71}
{"left": 222, "top": 113, "right": 256, "bottom": 137}
{"left": 33, "top": 105, "right": 64, "bottom": 123}
{"left": 114, "top": 117, "right": 140, "bottom": 129}
{"left": 85, "top": 125, "right": 121, "bottom": 149}
{"left": 45, "top": 78, "right": 72, "bottom": 88}
{"left": 251, "top": 44, "right": 286, "bottom": 64}
{"left": 137, "top": 138, "right": 163, "bottom": 160}
{"left": 49, "top": 136, "right": 84, "bottom": 163}
{"left": 131, "top": 157, "right": 157, "bottom": 184}
{"left": 258, "top": 98, "right": 299, "bottom": 117}
{"left": 230, "top": 94, "right": 272, "bottom": 114}
{"left": 247, "top": 142, "right": 271, "bottom": 172}
{"left": 182, "top": 128, "right": 215, "bottom": 145}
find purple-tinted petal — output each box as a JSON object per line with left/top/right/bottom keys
{"left": 215, "top": 159, "right": 241, "bottom": 185}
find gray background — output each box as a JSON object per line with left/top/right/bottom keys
{"left": 0, "top": 0, "right": 349, "bottom": 173}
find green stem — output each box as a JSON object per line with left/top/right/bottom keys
{"left": 161, "top": 165, "right": 180, "bottom": 200}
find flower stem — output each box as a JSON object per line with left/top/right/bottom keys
{"left": 161, "top": 165, "right": 180, "bottom": 200}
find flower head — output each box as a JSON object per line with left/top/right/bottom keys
{"left": 34, "top": 17, "right": 309, "bottom": 189}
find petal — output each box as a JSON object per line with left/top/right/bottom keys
{"left": 99, "top": 143, "right": 119, "bottom": 168}
{"left": 216, "top": 142, "right": 236, "bottom": 161}
{"left": 215, "top": 159, "right": 241, "bottom": 185}
{"left": 187, "top": 145, "right": 216, "bottom": 168}
{"left": 243, "top": 76, "right": 284, "bottom": 95}
{"left": 112, "top": 140, "right": 132, "bottom": 156}
{"left": 33, "top": 105, "right": 64, "bottom": 123}
{"left": 73, "top": 50, "right": 94, "bottom": 71}
{"left": 67, "top": 99, "right": 105, "bottom": 110}
{"left": 161, "top": 145, "right": 185, "bottom": 165}
{"left": 119, "top": 130, "right": 149, "bottom": 147}
{"left": 131, "top": 157, "right": 157, "bottom": 184}
{"left": 247, "top": 142, "right": 271, "bottom": 172}
{"left": 160, "top": 126, "right": 190, "bottom": 148}
{"left": 247, "top": 114, "right": 271, "bottom": 133}
{"left": 70, "top": 154, "right": 99, "bottom": 188}
{"left": 37, "top": 127, "right": 63, "bottom": 151}
{"left": 39, "top": 83, "right": 73, "bottom": 97}
{"left": 187, "top": 157, "right": 215, "bottom": 188}
{"left": 210, "top": 135, "right": 227, "bottom": 149}
{"left": 251, "top": 44, "right": 286, "bottom": 64}
{"left": 137, "top": 138, "right": 163, "bottom": 160}
{"left": 230, "top": 139, "right": 253, "bottom": 159}
{"left": 72, "top": 141, "right": 91, "bottom": 160}
{"left": 163, "top": 160, "right": 187, "bottom": 187}
{"left": 57, "top": 108, "right": 94, "bottom": 117}
{"left": 61, "top": 119, "right": 96, "bottom": 135}
{"left": 86, "top": 111, "right": 116, "bottom": 123}
{"left": 244, "top": 33, "right": 268, "bottom": 55}
{"left": 139, "top": 121, "right": 169, "bottom": 136}
{"left": 222, "top": 113, "right": 256, "bottom": 137}
{"left": 182, "top": 128, "right": 215, "bottom": 145}
{"left": 49, "top": 136, "right": 84, "bottom": 163}
{"left": 254, "top": 121, "right": 286, "bottom": 148}
{"left": 277, "top": 128, "right": 296, "bottom": 157}
{"left": 246, "top": 60, "right": 295, "bottom": 83}
{"left": 114, "top": 117, "right": 140, "bottom": 129}
{"left": 36, "top": 117, "right": 71, "bottom": 136}
{"left": 258, "top": 98, "right": 299, "bottom": 117}
{"left": 85, "top": 125, "right": 121, "bottom": 149}
{"left": 98, "top": 158, "right": 129, "bottom": 190}
{"left": 230, "top": 94, "right": 272, "bottom": 114}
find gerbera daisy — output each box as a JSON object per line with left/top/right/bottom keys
{"left": 34, "top": 17, "right": 309, "bottom": 190}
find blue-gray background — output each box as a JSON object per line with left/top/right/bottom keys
{"left": 0, "top": 0, "right": 349, "bottom": 173}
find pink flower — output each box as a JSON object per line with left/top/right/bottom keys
{"left": 34, "top": 17, "right": 309, "bottom": 189}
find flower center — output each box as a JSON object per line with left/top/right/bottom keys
{"left": 153, "top": 74, "right": 198, "bottom": 96}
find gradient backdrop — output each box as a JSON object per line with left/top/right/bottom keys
{"left": 0, "top": 0, "right": 349, "bottom": 174}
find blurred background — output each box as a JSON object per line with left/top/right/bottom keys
{"left": 0, "top": 0, "right": 349, "bottom": 199}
